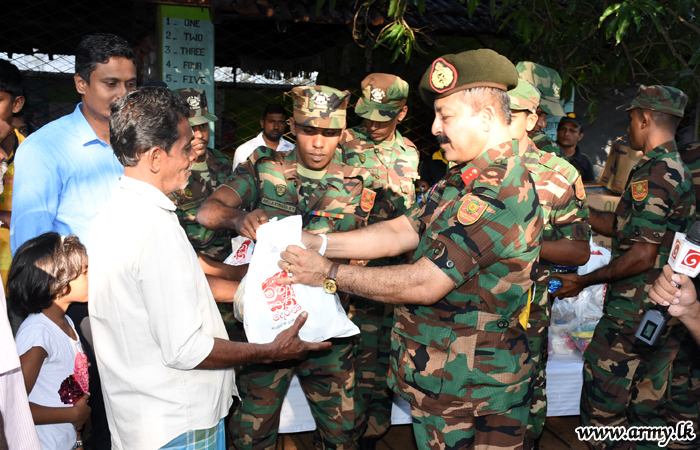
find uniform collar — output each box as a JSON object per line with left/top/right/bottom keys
{"left": 640, "top": 140, "right": 677, "bottom": 165}
{"left": 120, "top": 176, "right": 177, "bottom": 212}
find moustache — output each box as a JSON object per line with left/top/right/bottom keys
{"left": 436, "top": 134, "right": 451, "bottom": 145}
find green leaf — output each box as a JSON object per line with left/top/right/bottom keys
{"left": 490, "top": 0, "right": 495, "bottom": 17}
{"left": 467, "top": 0, "right": 478, "bottom": 19}
{"left": 599, "top": 3, "right": 622, "bottom": 28}
{"left": 315, "top": 0, "right": 324, "bottom": 16}
{"left": 631, "top": 8, "right": 641, "bottom": 31}
{"left": 417, "top": 0, "right": 426, "bottom": 15}
{"left": 615, "top": 8, "right": 631, "bottom": 44}
{"left": 388, "top": 0, "right": 398, "bottom": 18}
{"left": 522, "top": 17, "right": 532, "bottom": 43}
{"left": 679, "top": 68, "right": 695, "bottom": 78}
{"left": 689, "top": 49, "right": 700, "bottom": 66}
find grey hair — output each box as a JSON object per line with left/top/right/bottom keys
{"left": 459, "top": 87, "right": 512, "bottom": 125}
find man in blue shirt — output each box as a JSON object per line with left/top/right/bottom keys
{"left": 10, "top": 33, "right": 137, "bottom": 450}
{"left": 11, "top": 33, "right": 137, "bottom": 253}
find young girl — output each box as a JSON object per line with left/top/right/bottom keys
{"left": 10, "top": 233, "right": 91, "bottom": 450}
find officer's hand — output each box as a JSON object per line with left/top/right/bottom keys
{"left": 300, "top": 231, "right": 323, "bottom": 252}
{"left": 277, "top": 245, "right": 332, "bottom": 287}
{"left": 553, "top": 272, "right": 585, "bottom": 298}
{"left": 268, "top": 312, "right": 331, "bottom": 362}
{"left": 71, "top": 393, "right": 91, "bottom": 430}
{"left": 234, "top": 209, "right": 269, "bottom": 241}
{"left": 649, "top": 264, "right": 699, "bottom": 318}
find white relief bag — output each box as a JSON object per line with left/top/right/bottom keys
{"left": 238, "top": 215, "right": 359, "bottom": 344}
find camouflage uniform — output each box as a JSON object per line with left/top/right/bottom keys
{"left": 227, "top": 86, "right": 376, "bottom": 450}
{"left": 509, "top": 81, "right": 591, "bottom": 448}
{"left": 335, "top": 74, "right": 419, "bottom": 442}
{"left": 396, "top": 50, "right": 543, "bottom": 448}
{"left": 580, "top": 88, "right": 695, "bottom": 450}
{"left": 532, "top": 132, "right": 566, "bottom": 159}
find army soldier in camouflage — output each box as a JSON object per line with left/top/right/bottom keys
{"left": 277, "top": 49, "right": 543, "bottom": 449}
{"left": 198, "top": 85, "right": 380, "bottom": 450}
{"left": 508, "top": 80, "right": 591, "bottom": 449}
{"left": 516, "top": 62, "right": 566, "bottom": 160}
{"left": 335, "top": 73, "right": 419, "bottom": 449}
{"left": 555, "top": 86, "right": 696, "bottom": 449}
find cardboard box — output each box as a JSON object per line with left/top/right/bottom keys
{"left": 584, "top": 187, "right": 620, "bottom": 251}
{"left": 597, "top": 142, "right": 643, "bottom": 194}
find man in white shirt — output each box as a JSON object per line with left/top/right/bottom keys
{"left": 88, "top": 87, "right": 329, "bottom": 450}
{"left": 231, "top": 104, "right": 294, "bottom": 169}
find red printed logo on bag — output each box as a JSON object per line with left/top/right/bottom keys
{"left": 231, "top": 239, "right": 252, "bottom": 265}
{"left": 262, "top": 271, "right": 301, "bottom": 321}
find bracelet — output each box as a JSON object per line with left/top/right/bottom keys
{"left": 74, "top": 439, "right": 83, "bottom": 449}
{"left": 318, "top": 234, "right": 328, "bottom": 256}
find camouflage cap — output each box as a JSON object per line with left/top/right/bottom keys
{"left": 354, "top": 73, "right": 409, "bottom": 122}
{"left": 626, "top": 85, "right": 688, "bottom": 118}
{"left": 508, "top": 80, "right": 540, "bottom": 114}
{"left": 175, "top": 88, "right": 218, "bottom": 126}
{"left": 516, "top": 62, "right": 566, "bottom": 117}
{"left": 290, "top": 85, "right": 350, "bottom": 129}
{"left": 419, "top": 49, "right": 518, "bottom": 105}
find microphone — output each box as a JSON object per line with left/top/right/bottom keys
{"left": 635, "top": 222, "right": 700, "bottom": 345}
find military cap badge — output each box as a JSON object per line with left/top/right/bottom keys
{"left": 370, "top": 88, "right": 386, "bottom": 103}
{"left": 457, "top": 194, "right": 487, "bottom": 225}
{"left": 187, "top": 96, "right": 200, "bottom": 109}
{"left": 430, "top": 58, "right": 457, "bottom": 93}
{"left": 275, "top": 184, "right": 286, "bottom": 196}
{"left": 312, "top": 92, "right": 330, "bottom": 110}
{"left": 631, "top": 180, "right": 648, "bottom": 201}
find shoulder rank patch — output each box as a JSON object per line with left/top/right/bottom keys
{"left": 631, "top": 180, "right": 648, "bottom": 201}
{"left": 275, "top": 184, "right": 286, "bottom": 196}
{"left": 460, "top": 167, "right": 480, "bottom": 186}
{"left": 360, "top": 188, "right": 376, "bottom": 212}
{"left": 575, "top": 176, "right": 585, "bottom": 200}
{"left": 457, "top": 194, "right": 487, "bottom": 225}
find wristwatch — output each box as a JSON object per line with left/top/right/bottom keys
{"left": 323, "top": 262, "right": 340, "bottom": 294}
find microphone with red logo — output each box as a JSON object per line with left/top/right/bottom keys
{"left": 635, "top": 222, "right": 700, "bottom": 345}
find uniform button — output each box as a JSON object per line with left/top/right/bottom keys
{"left": 446, "top": 260, "right": 454, "bottom": 268}
{"left": 497, "top": 319, "right": 509, "bottom": 328}
{"left": 653, "top": 232, "right": 660, "bottom": 238}
{"left": 635, "top": 230, "right": 640, "bottom": 236}
{"left": 433, "top": 248, "right": 441, "bottom": 255}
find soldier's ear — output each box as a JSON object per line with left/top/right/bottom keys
{"left": 397, "top": 105, "right": 408, "bottom": 122}
{"left": 289, "top": 118, "right": 297, "bottom": 136}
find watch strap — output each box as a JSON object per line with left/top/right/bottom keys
{"left": 328, "top": 262, "right": 340, "bottom": 281}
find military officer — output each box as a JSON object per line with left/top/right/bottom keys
{"left": 198, "top": 85, "right": 381, "bottom": 450}
{"left": 335, "top": 73, "right": 419, "bottom": 449}
{"left": 276, "top": 49, "right": 543, "bottom": 449}
{"left": 508, "top": 80, "right": 591, "bottom": 449}
{"left": 555, "top": 86, "right": 696, "bottom": 449}
{"left": 516, "top": 62, "right": 567, "bottom": 159}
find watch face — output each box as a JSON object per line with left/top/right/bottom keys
{"left": 323, "top": 278, "right": 337, "bottom": 294}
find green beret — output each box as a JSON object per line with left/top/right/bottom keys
{"left": 419, "top": 49, "right": 519, "bottom": 105}
{"left": 627, "top": 85, "right": 688, "bottom": 118}
{"left": 508, "top": 81, "right": 540, "bottom": 114}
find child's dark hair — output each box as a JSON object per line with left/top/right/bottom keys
{"left": 0, "top": 59, "right": 23, "bottom": 100}
{"left": 75, "top": 33, "right": 138, "bottom": 85}
{"left": 8, "top": 233, "right": 88, "bottom": 317}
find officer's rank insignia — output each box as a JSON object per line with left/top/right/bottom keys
{"left": 457, "top": 194, "right": 487, "bottom": 225}
{"left": 460, "top": 167, "right": 480, "bottom": 186}
{"left": 631, "top": 180, "right": 648, "bottom": 201}
{"left": 275, "top": 184, "right": 286, "bottom": 196}
{"left": 429, "top": 58, "right": 457, "bottom": 93}
{"left": 575, "top": 176, "right": 585, "bottom": 200}
{"left": 478, "top": 174, "right": 499, "bottom": 187}
{"left": 184, "top": 188, "right": 193, "bottom": 197}
{"left": 360, "top": 188, "right": 376, "bottom": 212}
{"left": 359, "top": 154, "right": 366, "bottom": 163}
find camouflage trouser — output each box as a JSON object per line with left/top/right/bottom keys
{"left": 523, "top": 324, "right": 548, "bottom": 449}
{"left": 230, "top": 338, "right": 361, "bottom": 450}
{"left": 217, "top": 303, "right": 245, "bottom": 342}
{"left": 580, "top": 315, "right": 684, "bottom": 450}
{"left": 347, "top": 296, "right": 394, "bottom": 440}
{"left": 410, "top": 404, "right": 529, "bottom": 450}
{"left": 665, "top": 334, "right": 700, "bottom": 449}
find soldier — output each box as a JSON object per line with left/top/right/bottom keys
{"left": 508, "top": 80, "right": 591, "bottom": 449}
{"left": 555, "top": 86, "right": 696, "bottom": 449}
{"left": 335, "top": 73, "right": 419, "bottom": 449}
{"left": 197, "top": 85, "right": 381, "bottom": 450}
{"left": 276, "top": 49, "right": 543, "bottom": 449}
{"left": 516, "top": 62, "right": 566, "bottom": 159}
{"left": 171, "top": 88, "right": 244, "bottom": 340}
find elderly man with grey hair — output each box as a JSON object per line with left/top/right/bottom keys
{"left": 88, "top": 87, "right": 329, "bottom": 450}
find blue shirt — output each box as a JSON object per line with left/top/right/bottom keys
{"left": 11, "top": 104, "right": 124, "bottom": 254}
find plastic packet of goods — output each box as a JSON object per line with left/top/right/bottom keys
{"left": 551, "top": 298, "right": 576, "bottom": 323}
{"left": 570, "top": 322, "right": 597, "bottom": 353}
{"left": 233, "top": 275, "right": 247, "bottom": 322}
{"left": 224, "top": 236, "right": 255, "bottom": 266}
{"left": 550, "top": 330, "right": 577, "bottom": 355}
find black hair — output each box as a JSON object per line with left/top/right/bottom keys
{"left": 0, "top": 59, "right": 23, "bottom": 100}
{"left": 110, "top": 86, "right": 190, "bottom": 167}
{"left": 8, "top": 233, "right": 88, "bottom": 318}
{"left": 75, "top": 33, "right": 138, "bottom": 85}
{"left": 262, "top": 104, "right": 287, "bottom": 121}
{"left": 638, "top": 109, "right": 682, "bottom": 134}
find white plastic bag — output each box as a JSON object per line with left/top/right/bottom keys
{"left": 224, "top": 236, "right": 255, "bottom": 266}
{"left": 242, "top": 215, "right": 360, "bottom": 344}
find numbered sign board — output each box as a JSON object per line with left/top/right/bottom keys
{"left": 159, "top": 5, "right": 215, "bottom": 145}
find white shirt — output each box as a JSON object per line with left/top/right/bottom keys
{"left": 88, "top": 176, "right": 236, "bottom": 450}
{"left": 232, "top": 132, "right": 294, "bottom": 170}
{"left": 15, "top": 314, "right": 82, "bottom": 450}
